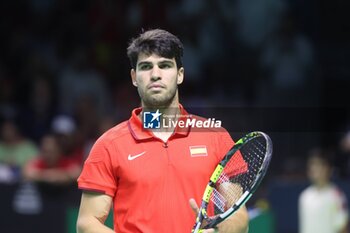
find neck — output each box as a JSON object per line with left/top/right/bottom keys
{"left": 142, "top": 92, "right": 180, "bottom": 129}
{"left": 143, "top": 106, "right": 181, "bottom": 133}
{"left": 140, "top": 97, "right": 181, "bottom": 141}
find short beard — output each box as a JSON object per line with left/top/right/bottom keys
{"left": 139, "top": 88, "right": 177, "bottom": 108}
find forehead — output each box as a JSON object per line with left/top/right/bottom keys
{"left": 137, "top": 53, "right": 175, "bottom": 64}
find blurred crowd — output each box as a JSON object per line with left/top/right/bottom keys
{"left": 0, "top": 0, "right": 350, "bottom": 185}
{"left": 0, "top": 1, "right": 350, "bottom": 233}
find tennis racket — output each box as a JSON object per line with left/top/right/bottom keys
{"left": 192, "top": 131, "right": 273, "bottom": 233}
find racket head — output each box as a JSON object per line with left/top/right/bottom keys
{"left": 192, "top": 131, "right": 273, "bottom": 232}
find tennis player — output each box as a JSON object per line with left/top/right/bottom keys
{"left": 76, "top": 29, "right": 249, "bottom": 233}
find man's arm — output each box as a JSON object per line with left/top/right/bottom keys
{"left": 76, "top": 191, "right": 115, "bottom": 233}
{"left": 216, "top": 206, "right": 249, "bottom": 233}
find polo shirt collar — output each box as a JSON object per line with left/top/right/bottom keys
{"left": 127, "top": 104, "right": 190, "bottom": 141}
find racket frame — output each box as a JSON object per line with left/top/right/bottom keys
{"left": 192, "top": 131, "right": 272, "bottom": 232}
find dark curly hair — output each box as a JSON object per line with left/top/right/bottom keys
{"left": 127, "top": 29, "right": 184, "bottom": 70}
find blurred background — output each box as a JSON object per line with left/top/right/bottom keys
{"left": 0, "top": 0, "right": 349, "bottom": 233}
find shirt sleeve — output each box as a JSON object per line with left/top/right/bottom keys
{"left": 77, "top": 137, "right": 117, "bottom": 197}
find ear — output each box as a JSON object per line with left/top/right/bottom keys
{"left": 131, "top": 69, "right": 137, "bottom": 87}
{"left": 177, "top": 67, "right": 184, "bottom": 85}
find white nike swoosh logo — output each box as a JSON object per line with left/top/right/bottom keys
{"left": 128, "top": 151, "right": 146, "bottom": 161}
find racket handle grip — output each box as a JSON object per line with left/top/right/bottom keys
{"left": 203, "top": 220, "right": 218, "bottom": 230}
{"left": 192, "top": 223, "right": 201, "bottom": 233}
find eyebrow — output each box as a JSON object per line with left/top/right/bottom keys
{"left": 158, "top": 60, "right": 175, "bottom": 65}
{"left": 137, "top": 59, "right": 175, "bottom": 67}
{"left": 137, "top": 61, "right": 152, "bottom": 67}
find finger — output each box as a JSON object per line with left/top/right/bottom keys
{"left": 189, "top": 198, "right": 199, "bottom": 214}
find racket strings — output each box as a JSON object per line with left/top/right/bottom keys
{"left": 238, "top": 137, "right": 266, "bottom": 189}
{"left": 211, "top": 188, "right": 226, "bottom": 212}
{"left": 210, "top": 136, "right": 267, "bottom": 215}
{"left": 214, "top": 173, "right": 244, "bottom": 208}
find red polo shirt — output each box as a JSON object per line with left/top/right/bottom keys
{"left": 77, "top": 106, "right": 246, "bottom": 233}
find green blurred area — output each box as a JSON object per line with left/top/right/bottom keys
{"left": 249, "top": 209, "right": 275, "bottom": 233}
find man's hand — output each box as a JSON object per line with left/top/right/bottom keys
{"left": 189, "top": 198, "right": 218, "bottom": 233}
{"left": 189, "top": 198, "right": 249, "bottom": 233}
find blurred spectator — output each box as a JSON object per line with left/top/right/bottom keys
{"left": 73, "top": 94, "right": 102, "bottom": 160}
{"left": 23, "top": 134, "right": 81, "bottom": 186}
{"left": 74, "top": 94, "right": 100, "bottom": 137}
{"left": 19, "top": 75, "right": 58, "bottom": 143}
{"left": 298, "top": 148, "right": 348, "bottom": 233}
{"left": 338, "top": 131, "right": 350, "bottom": 178}
{"left": 0, "top": 64, "right": 18, "bottom": 121}
{"left": 340, "top": 131, "right": 350, "bottom": 153}
{"left": 0, "top": 119, "right": 38, "bottom": 183}
{"left": 51, "top": 114, "right": 84, "bottom": 164}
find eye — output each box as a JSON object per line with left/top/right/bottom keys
{"left": 159, "top": 63, "right": 173, "bottom": 69}
{"left": 138, "top": 63, "right": 152, "bottom": 71}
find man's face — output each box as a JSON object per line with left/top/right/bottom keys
{"left": 131, "top": 53, "right": 184, "bottom": 107}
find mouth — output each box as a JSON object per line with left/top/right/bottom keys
{"left": 148, "top": 83, "right": 165, "bottom": 90}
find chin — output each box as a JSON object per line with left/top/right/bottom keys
{"left": 145, "top": 96, "right": 172, "bottom": 106}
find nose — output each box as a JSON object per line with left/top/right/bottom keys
{"left": 150, "top": 65, "right": 161, "bottom": 80}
